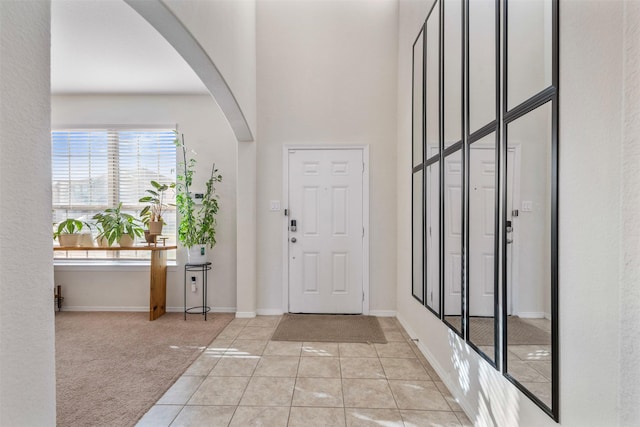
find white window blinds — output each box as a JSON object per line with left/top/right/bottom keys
{"left": 52, "top": 129, "right": 177, "bottom": 259}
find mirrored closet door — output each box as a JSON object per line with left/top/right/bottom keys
{"left": 409, "top": 0, "right": 558, "bottom": 420}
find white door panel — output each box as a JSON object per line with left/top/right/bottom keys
{"left": 288, "top": 149, "right": 363, "bottom": 314}
{"left": 444, "top": 152, "right": 463, "bottom": 316}
{"left": 468, "top": 146, "right": 516, "bottom": 316}
{"left": 425, "top": 162, "right": 440, "bottom": 313}
{"left": 469, "top": 147, "right": 497, "bottom": 316}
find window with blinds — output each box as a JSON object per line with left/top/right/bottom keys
{"left": 52, "top": 129, "right": 177, "bottom": 260}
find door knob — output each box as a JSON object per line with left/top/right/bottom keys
{"left": 291, "top": 237, "right": 297, "bottom": 243}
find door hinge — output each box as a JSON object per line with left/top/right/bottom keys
{"left": 363, "top": 162, "right": 365, "bottom": 173}
{"left": 512, "top": 209, "right": 519, "bottom": 217}
{"left": 363, "top": 292, "right": 365, "bottom": 302}
{"left": 284, "top": 208, "right": 288, "bottom": 216}
{"left": 362, "top": 226, "right": 365, "bottom": 238}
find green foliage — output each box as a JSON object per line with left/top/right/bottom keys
{"left": 53, "top": 218, "right": 90, "bottom": 240}
{"left": 174, "top": 133, "right": 222, "bottom": 249}
{"left": 139, "top": 179, "right": 175, "bottom": 227}
{"left": 93, "top": 202, "right": 144, "bottom": 246}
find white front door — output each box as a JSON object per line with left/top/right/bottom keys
{"left": 468, "top": 145, "right": 516, "bottom": 316}
{"left": 444, "top": 153, "right": 463, "bottom": 316}
{"left": 468, "top": 146, "right": 497, "bottom": 316}
{"left": 288, "top": 148, "right": 364, "bottom": 314}
{"left": 443, "top": 147, "right": 516, "bottom": 317}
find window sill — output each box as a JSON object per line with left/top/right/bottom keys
{"left": 54, "top": 259, "right": 177, "bottom": 272}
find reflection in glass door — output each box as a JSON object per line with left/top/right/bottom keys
{"left": 425, "top": 161, "right": 441, "bottom": 315}
{"left": 443, "top": 150, "right": 463, "bottom": 334}
{"left": 409, "top": 0, "right": 558, "bottom": 418}
{"left": 468, "top": 134, "right": 497, "bottom": 361}
{"left": 504, "top": 101, "right": 554, "bottom": 409}
{"left": 412, "top": 168, "right": 424, "bottom": 302}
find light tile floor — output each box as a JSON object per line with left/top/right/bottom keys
{"left": 137, "top": 316, "right": 472, "bottom": 427}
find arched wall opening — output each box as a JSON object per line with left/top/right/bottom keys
{"left": 50, "top": 0, "right": 258, "bottom": 318}
{"left": 125, "top": 0, "right": 253, "bottom": 143}
{"left": 125, "top": 0, "right": 258, "bottom": 317}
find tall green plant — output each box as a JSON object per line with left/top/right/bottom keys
{"left": 174, "top": 133, "right": 222, "bottom": 249}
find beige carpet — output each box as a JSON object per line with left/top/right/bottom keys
{"left": 55, "top": 311, "right": 233, "bottom": 427}
{"left": 271, "top": 314, "right": 387, "bottom": 343}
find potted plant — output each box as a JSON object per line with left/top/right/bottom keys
{"left": 92, "top": 203, "right": 144, "bottom": 247}
{"left": 139, "top": 180, "right": 175, "bottom": 239}
{"left": 53, "top": 218, "right": 91, "bottom": 247}
{"left": 93, "top": 221, "right": 110, "bottom": 247}
{"left": 175, "top": 133, "right": 222, "bottom": 263}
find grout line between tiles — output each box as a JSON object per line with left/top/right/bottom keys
{"left": 144, "top": 315, "right": 471, "bottom": 426}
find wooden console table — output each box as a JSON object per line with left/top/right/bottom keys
{"left": 53, "top": 245, "right": 177, "bottom": 320}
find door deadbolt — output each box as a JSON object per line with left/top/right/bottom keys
{"left": 291, "top": 237, "right": 297, "bottom": 243}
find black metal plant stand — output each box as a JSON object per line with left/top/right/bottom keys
{"left": 184, "top": 262, "right": 212, "bottom": 320}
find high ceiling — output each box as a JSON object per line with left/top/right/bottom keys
{"left": 51, "top": 0, "right": 208, "bottom": 95}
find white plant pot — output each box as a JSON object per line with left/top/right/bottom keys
{"left": 118, "top": 234, "right": 135, "bottom": 247}
{"left": 96, "top": 236, "right": 111, "bottom": 247}
{"left": 187, "top": 245, "right": 208, "bottom": 264}
{"left": 58, "top": 233, "right": 81, "bottom": 247}
{"left": 79, "top": 233, "right": 94, "bottom": 247}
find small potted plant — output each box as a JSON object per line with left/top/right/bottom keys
{"left": 175, "top": 133, "right": 222, "bottom": 263}
{"left": 93, "top": 203, "right": 144, "bottom": 247}
{"left": 53, "top": 218, "right": 91, "bottom": 247}
{"left": 139, "top": 180, "right": 175, "bottom": 240}
{"left": 93, "top": 221, "right": 110, "bottom": 247}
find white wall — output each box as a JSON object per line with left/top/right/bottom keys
{"left": 0, "top": 1, "right": 56, "bottom": 425}
{"left": 255, "top": 0, "right": 399, "bottom": 314}
{"left": 621, "top": 2, "right": 640, "bottom": 425}
{"left": 397, "top": 0, "right": 629, "bottom": 426}
{"left": 165, "top": 0, "right": 257, "bottom": 135}
{"left": 51, "top": 95, "right": 238, "bottom": 312}
{"left": 506, "top": 0, "right": 553, "bottom": 319}
{"left": 163, "top": 0, "right": 259, "bottom": 316}
{"left": 558, "top": 1, "right": 623, "bottom": 424}
{"left": 509, "top": 105, "right": 553, "bottom": 318}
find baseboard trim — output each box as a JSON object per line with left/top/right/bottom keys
{"left": 61, "top": 306, "right": 148, "bottom": 312}
{"left": 370, "top": 310, "right": 397, "bottom": 317}
{"left": 167, "top": 306, "right": 236, "bottom": 313}
{"left": 62, "top": 306, "right": 398, "bottom": 318}
{"left": 256, "top": 308, "right": 284, "bottom": 316}
{"left": 235, "top": 311, "right": 257, "bottom": 318}
{"left": 61, "top": 306, "right": 236, "bottom": 313}
{"left": 396, "top": 313, "right": 475, "bottom": 421}
{"left": 517, "top": 311, "right": 546, "bottom": 319}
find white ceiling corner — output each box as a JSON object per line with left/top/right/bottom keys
{"left": 51, "top": 0, "right": 208, "bottom": 95}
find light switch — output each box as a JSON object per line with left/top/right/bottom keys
{"left": 522, "top": 201, "right": 533, "bottom": 212}
{"left": 270, "top": 200, "right": 281, "bottom": 211}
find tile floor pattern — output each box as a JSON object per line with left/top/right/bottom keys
{"left": 137, "top": 316, "right": 472, "bottom": 427}
{"left": 507, "top": 318, "right": 552, "bottom": 408}
{"left": 476, "top": 318, "right": 552, "bottom": 408}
